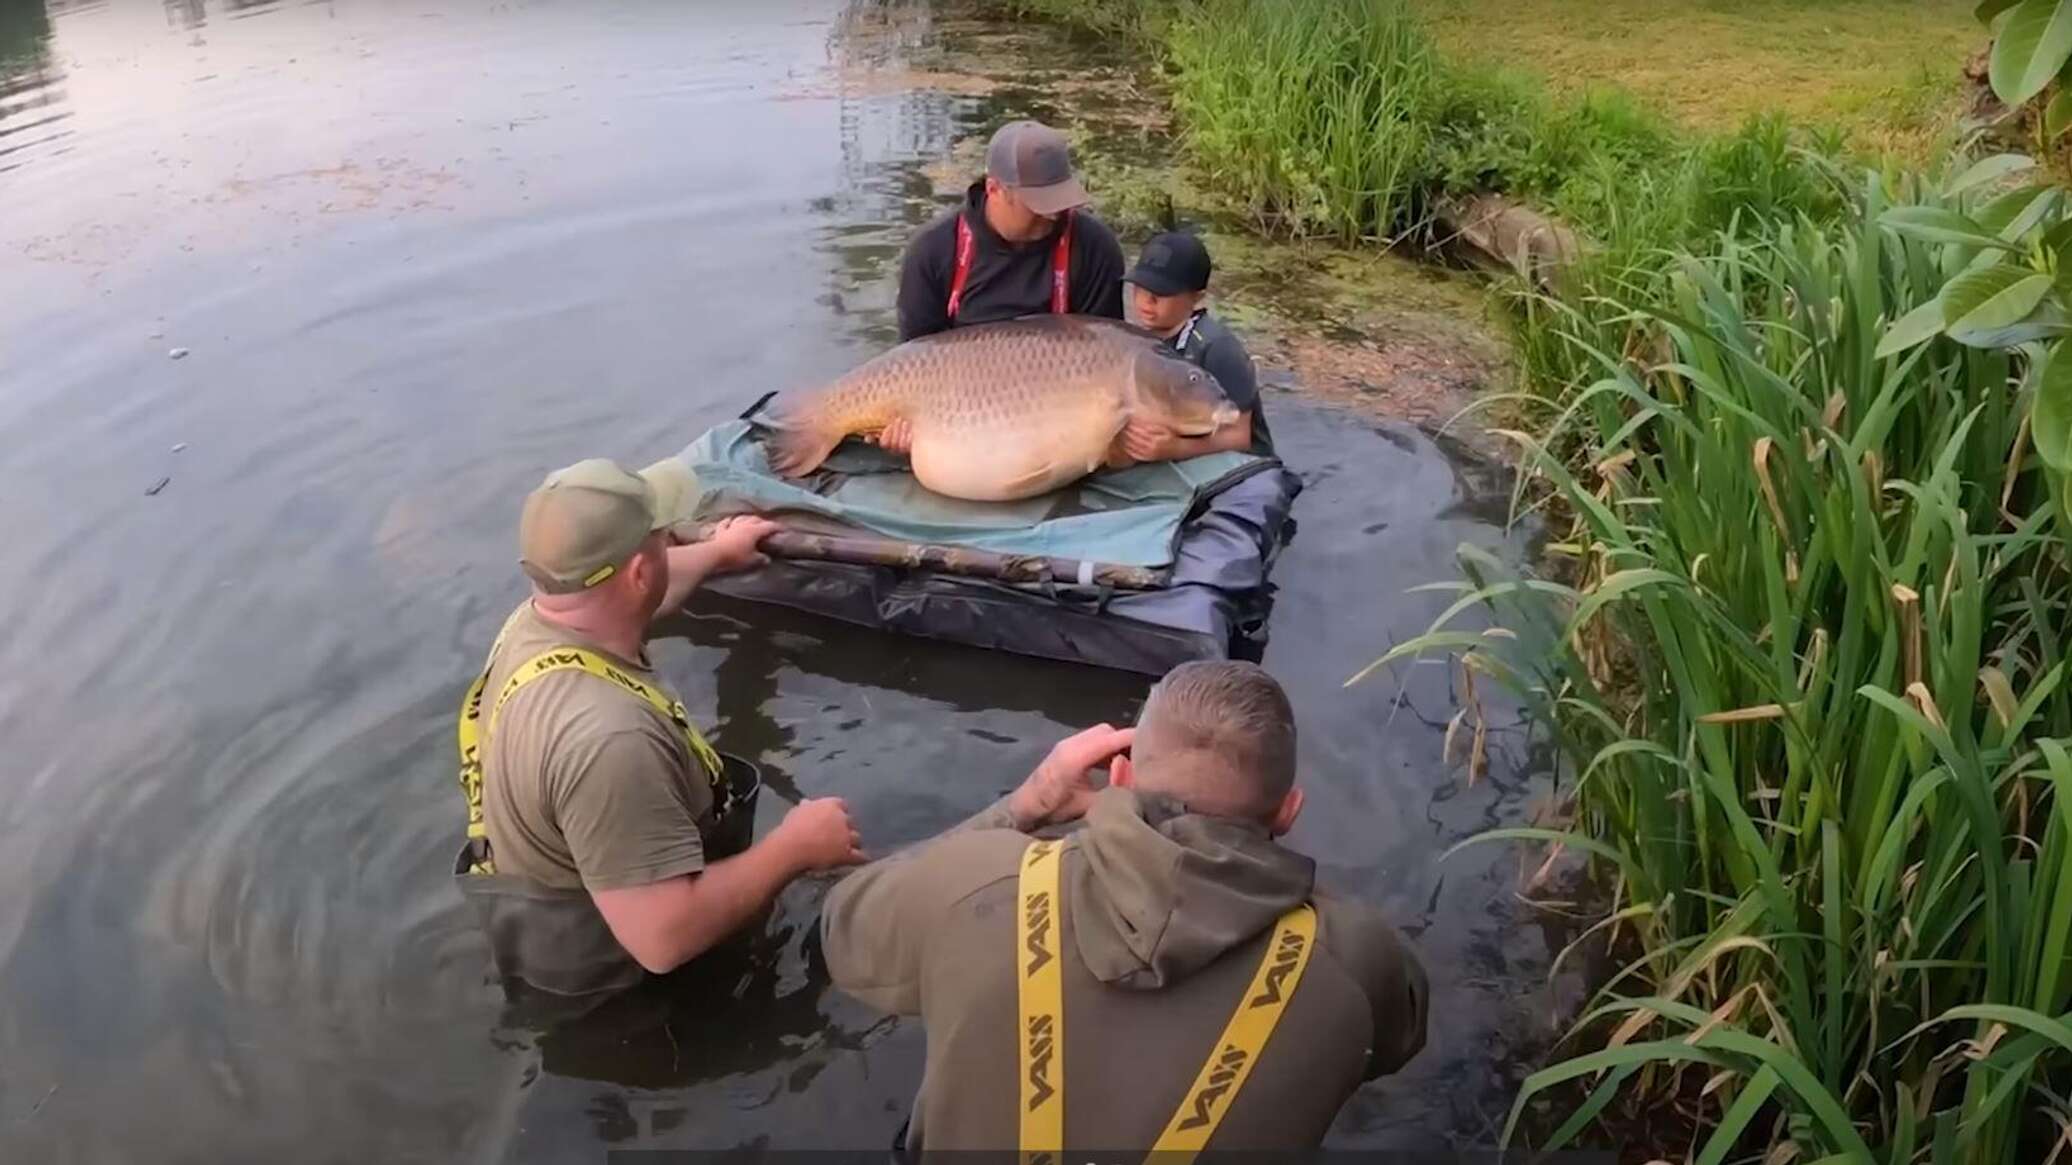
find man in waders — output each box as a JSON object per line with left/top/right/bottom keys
{"left": 894, "top": 118, "right": 1126, "bottom": 342}
{"left": 821, "top": 661, "right": 1428, "bottom": 1152}
{"left": 456, "top": 458, "right": 864, "bottom": 998}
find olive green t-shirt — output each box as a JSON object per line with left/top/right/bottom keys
{"left": 478, "top": 602, "right": 712, "bottom": 892}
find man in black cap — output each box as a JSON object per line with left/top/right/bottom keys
{"left": 895, "top": 119, "right": 1126, "bottom": 342}
{"left": 1121, "top": 230, "right": 1273, "bottom": 459}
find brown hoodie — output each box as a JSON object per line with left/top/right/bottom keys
{"left": 821, "top": 786, "right": 1428, "bottom": 1151}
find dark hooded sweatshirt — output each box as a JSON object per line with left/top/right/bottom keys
{"left": 821, "top": 786, "right": 1429, "bottom": 1151}
{"left": 896, "top": 181, "right": 1127, "bottom": 342}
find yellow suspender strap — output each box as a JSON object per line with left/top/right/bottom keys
{"left": 1149, "top": 903, "right": 1318, "bottom": 1160}
{"left": 1016, "top": 839, "right": 1066, "bottom": 1162}
{"left": 456, "top": 610, "right": 528, "bottom": 858}
{"left": 456, "top": 633, "right": 722, "bottom": 873}
{"left": 489, "top": 648, "right": 723, "bottom": 777}
{"left": 1013, "top": 837, "right": 1316, "bottom": 1160}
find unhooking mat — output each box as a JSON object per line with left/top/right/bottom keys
{"left": 669, "top": 412, "right": 1303, "bottom": 675}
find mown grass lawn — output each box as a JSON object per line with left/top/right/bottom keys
{"left": 1416, "top": 0, "right": 1983, "bottom": 157}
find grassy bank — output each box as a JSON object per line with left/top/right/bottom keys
{"left": 1146, "top": 0, "right": 1852, "bottom": 248}
{"left": 1008, "top": 0, "right": 1952, "bottom": 242}
{"left": 1416, "top": 0, "right": 1977, "bottom": 160}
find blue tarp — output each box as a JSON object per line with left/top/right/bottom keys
{"left": 671, "top": 415, "right": 1300, "bottom": 675}
{"left": 677, "top": 419, "right": 1263, "bottom": 569}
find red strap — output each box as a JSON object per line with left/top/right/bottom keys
{"left": 947, "top": 215, "right": 976, "bottom": 320}
{"left": 946, "top": 208, "right": 1074, "bottom": 321}
{"left": 1050, "top": 209, "right": 1074, "bottom": 314}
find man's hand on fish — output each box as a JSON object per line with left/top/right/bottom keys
{"left": 1120, "top": 418, "right": 1184, "bottom": 463}
{"left": 1119, "top": 411, "right": 1256, "bottom": 464}
{"left": 1006, "top": 722, "right": 1136, "bottom": 831}
{"left": 871, "top": 417, "right": 915, "bottom": 457}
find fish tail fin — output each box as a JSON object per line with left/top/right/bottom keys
{"left": 764, "top": 413, "right": 845, "bottom": 478}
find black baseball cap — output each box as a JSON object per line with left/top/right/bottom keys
{"left": 1125, "top": 231, "right": 1212, "bottom": 296}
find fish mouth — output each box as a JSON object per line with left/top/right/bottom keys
{"left": 1175, "top": 404, "right": 1240, "bottom": 438}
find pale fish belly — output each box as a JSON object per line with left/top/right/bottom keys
{"left": 765, "top": 316, "right": 1157, "bottom": 493}
{"left": 907, "top": 376, "right": 1125, "bottom": 501}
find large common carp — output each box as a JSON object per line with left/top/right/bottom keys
{"left": 765, "top": 315, "right": 1238, "bottom": 501}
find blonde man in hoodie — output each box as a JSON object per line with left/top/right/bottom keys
{"left": 821, "top": 661, "right": 1429, "bottom": 1153}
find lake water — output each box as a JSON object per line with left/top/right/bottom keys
{"left": 0, "top": 1, "right": 1577, "bottom": 1159}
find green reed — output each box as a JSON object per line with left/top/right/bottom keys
{"left": 1363, "top": 168, "right": 2072, "bottom": 1162}
{"left": 1164, "top": 0, "right": 1437, "bottom": 242}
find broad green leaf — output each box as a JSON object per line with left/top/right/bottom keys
{"left": 2046, "top": 216, "right": 2072, "bottom": 254}
{"left": 1879, "top": 205, "right": 2015, "bottom": 249}
{"left": 1976, "top": 182, "right": 2047, "bottom": 231}
{"left": 1958, "top": 294, "right": 2072, "bottom": 348}
{"left": 1991, "top": 0, "right": 2072, "bottom": 105}
{"left": 2051, "top": 88, "right": 2072, "bottom": 137}
{"left": 2009, "top": 186, "right": 2062, "bottom": 240}
{"left": 1941, "top": 264, "right": 2055, "bottom": 345}
{"left": 1980, "top": 0, "right": 2025, "bottom": 20}
{"left": 1946, "top": 152, "right": 2037, "bottom": 195}
{"left": 1877, "top": 298, "right": 1947, "bottom": 357}
{"left": 2036, "top": 339, "right": 2072, "bottom": 469}
{"left": 1977, "top": 183, "right": 2056, "bottom": 242}
{"left": 2050, "top": 219, "right": 2072, "bottom": 294}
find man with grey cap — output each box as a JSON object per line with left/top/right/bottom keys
{"left": 454, "top": 457, "right": 864, "bottom": 997}
{"left": 895, "top": 118, "right": 1126, "bottom": 342}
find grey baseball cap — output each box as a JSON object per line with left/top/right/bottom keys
{"left": 985, "top": 120, "right": 1090, "bottom": 216}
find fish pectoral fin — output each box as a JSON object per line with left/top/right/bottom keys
{"left": 765, "top": 422, "right": 844, "bottom": 479}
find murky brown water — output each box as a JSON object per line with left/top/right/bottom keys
{"left": 0, "top": 1, "right": 1579, "bottom": 1159}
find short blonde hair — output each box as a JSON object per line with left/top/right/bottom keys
{"left": 1133, "top": 661, "right": 1296, "bottom": 819}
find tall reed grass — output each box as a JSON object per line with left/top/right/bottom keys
{"left": 1365, "top": 170, "right": 2072, "bottom": 1162}
{"left": 1164, "top": 0, "right": 1437, "bottom": 242}
{"left": 997, "top": 0, "right": 1161, "bottom": 40}
{"left": 1156, "top": 0, "right": 1847, "bottom": 290}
